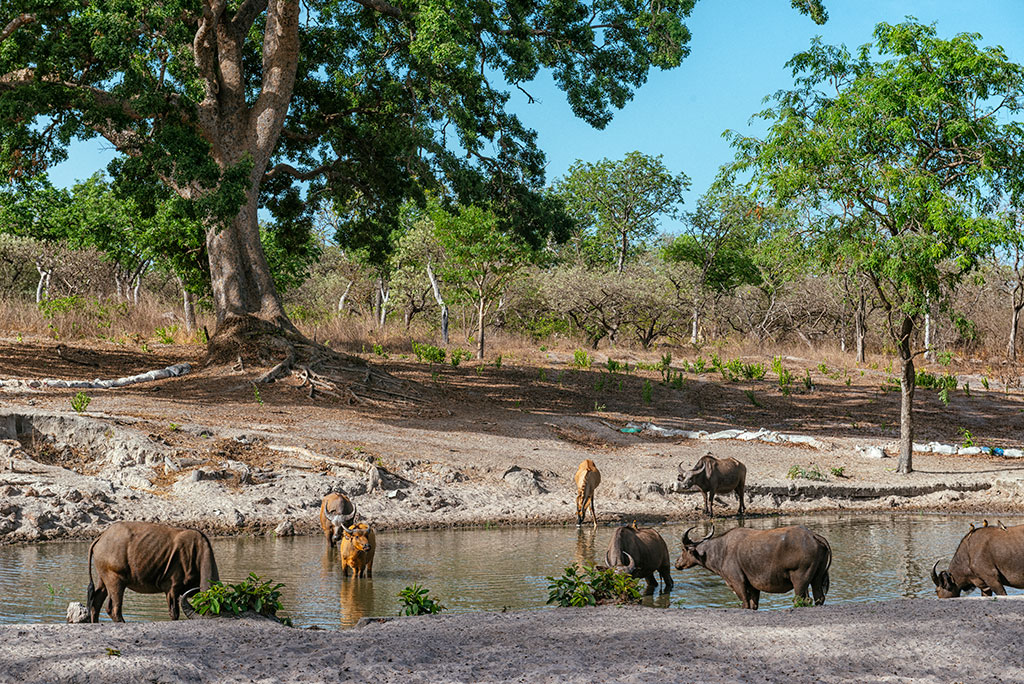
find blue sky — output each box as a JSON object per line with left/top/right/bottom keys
{"left": 47, "top": 0, "right": 1024, "bottom": 232}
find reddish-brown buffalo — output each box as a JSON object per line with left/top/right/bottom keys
{"left": 932, "top": 523, "right": 1024, "bottom": 597}
{"left": 340, "top": 522, "right": 376, "bottom": 578}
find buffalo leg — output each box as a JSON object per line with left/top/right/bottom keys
{"left": 736, "top": 485, "right": 745, "bottom": 516}
{"left": 702, "top": 491, "right": 712, "bottom": 517}
{"left": 658, "top": 564, "right": 674, "bottom": 592}
{"left": 167, "top": 588, "right": 181, "bottom": 620}
{"left": 643, "top": 573, "right": 658, "bottom": 595}
{"left": 746, "top": 587, "right": 760, "bottom": 610}
{"left": 88, "top": 581, "right": 108, "bottom": 623}
{"left": 106, "top": 581, "right": 126, "bottom": 623}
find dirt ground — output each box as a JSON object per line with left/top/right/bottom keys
{"left": 2, "top": 597, "right": 1023, "bottom": 683}
{"left": 2, "top": 336, "right": 1024, "bottom": 546}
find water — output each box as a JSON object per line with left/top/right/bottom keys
{"left": 2, "top": 513, "right": 1021, "bottom": 628}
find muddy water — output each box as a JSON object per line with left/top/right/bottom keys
{"left": 2, "top": 513, "right": 1022, "bottom": 628}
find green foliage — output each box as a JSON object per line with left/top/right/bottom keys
{"left": 372, "top": 344, "right": 388, "bottom": 359}
{"left": 412, "top": 342, "right": 446, "bottom": 365}
{"left": 154, "top": 325, "right": 179, "bottom": 344}
{"left": 450, "top": 349, "right": 472, "bottom": 367}
{"left": 572, "top": 349, "right": 592, "bottom": 369}
{"left": 786, "top": 464, "right": 827, "bottom": 481}
{"left": 493, "top": 354, "right": 503, "bottom": 368}
{"left": 981, "top": 376, "right": 990, "bottom": 390}
{"left": 398, "top": 584, "right": 446, "bottom": 616}
{"left": 803, "top": 369, "right": 814, "bottom": 391}
{"left": 744, "top": 389, "right": 761, "bottom": 407}
{"left": 188, "top": 573, "right": 287, "bottom": 620}
{"left": 959, "top": 428, "right": 974, "bottom": 448}
{"left": 915, "top": 371, "right": 957, "bottom": 392}
{"left": 252, "top": 384, "right": 264, "bottom": 406}
{"left": 830, "top": 467, "right": 845, "bottom": 478}
{"left": 546, "top": 564, "right": 642, "bottom": 607}
{"left": 606, "top": 359, "right": 623, "bottom": 373}
{"left": 642, "top": 379, "right": 653, "bottom": 404}
{"left": 792, "top": 595, "right": 815, "bottom": 608}
{"left": 70, "top": 392, "right": 91, "bottom": 414}
{"left": 937, "top": 351, "right": 954, "bottom": 367}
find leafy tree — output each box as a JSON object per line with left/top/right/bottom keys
{"left": 729, "top": 20, "right": 1024, "bottom": 473}
{"left": 430, "top": 204, "right": 536, "bottom": 359}
{"left": 554, "top": 152, "right": 690, "bottom": 273}
{"left": 662, "top": 186, "right": 760, "bottom": 342}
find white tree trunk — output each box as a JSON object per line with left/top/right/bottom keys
{"left": 337, "top": 280, "right": 352, "bottom": 313}
{"left": 377, "top": 279, "right": 389, "bottom": 328}
{"left": 35, "top": 262, "right": 50, "bottom": 303}
{"left": 426, "top": 261, "right": 449, "bottom": 345}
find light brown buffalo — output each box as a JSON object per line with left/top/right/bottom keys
{"left": 574, "top": 459, "right": 601, "bottom": 528}
{"left": 932, "top": 522, "right": 1024, "bottom": 597}
{"left": 675, "top": 525, "right": 831, "bottom": 609}
{"left": 340, "top": 522, "right": 376, "bottom": 578}
{"left": 678, "top": 453, "right": 746, "bottom": 517}
{"left": 87, "top": 521, "right": 219, "bottom": 622}
{"left": 320, "top": 492, "right": 358, "bottom": 550}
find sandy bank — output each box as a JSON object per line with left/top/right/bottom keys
{"left": 2, "top": 598, "right": 1022, "bottom": 683}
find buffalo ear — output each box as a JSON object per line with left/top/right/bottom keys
{"left": 939, "top": 571, "right": 956, "bottom": 592}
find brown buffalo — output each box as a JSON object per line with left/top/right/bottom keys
{"left": 574, "top": 459, "right": 601, "bottom": 528}
{"left": 340, "top": 522, "right": 376, "bottom": 578}
{"left": 675, "top": 525, "right": 831, "bottom": 609}
{"left": 320, "top": 492, "right": 358, "bottom": 550}
{"left": 606, "top": 524, "right": 674, "bottom": 594}
{"left": 931, "top": 523, "right": 1024, "bottom": 597}
{"left": 678, "top": 453, "right": 746, "bottom": 517}
{"left": 87, "top": 521, "right": 219, "bottom": 622}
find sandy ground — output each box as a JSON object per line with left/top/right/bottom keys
{"left": 2, "top": 597, "right": 1022, "bottom": 683}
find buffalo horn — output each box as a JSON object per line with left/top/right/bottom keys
{"left": 682, "top": 526, "right": 697, "bottom": 547}
{"left": 605, "top": 550, "right": 614, "bottom": 568}
{"left": 623, "top": 552, "right": 636, "bottom": 574}
{"left": 930, "top": 560, "right": 942, "bottom": 587}
{"left": 180, "top": 587, "right": 200, "bottom": 619}
{"left": 701, "top": 525, "right": 715, "bottom": 543}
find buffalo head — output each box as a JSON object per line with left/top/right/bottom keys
{"left": 931, "top": 559, "right": 962, "bottom": 598}
{"left": 328, "top": 500, "right": 359, "bottom": 543}
{"left": 674, "top": 525, "right": 714, "bottom": 570}
{"left": 605, "top": 549, "right": 637, "bottom": 575}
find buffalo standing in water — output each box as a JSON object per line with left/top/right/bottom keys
{"left": 675, "top": 525, "right": 831, "bottom": 609}
{"left": 678, "top": 453, "right": 746, "bottom": 517}
{"left": 606, "top": 524, "right": 674, "bottom": 594}
{"left": 87, "top": 521, "right": 219, "bottom": 622}
{"left": 932, "top": 522, "right": 1024, "bottom": 597}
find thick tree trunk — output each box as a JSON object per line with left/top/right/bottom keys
{"left": 207, "top": 189, "right": 291, "bottom": 332}
{"left": 182, "top": 287, "right": 196, "bottom": 333}
{"left": 855, "top": 292, "right": 866, "bottom": 363}
{"left": 897, "top": 316, "right": 915, "bottom": 474}
{"left": 476, "top": 297, "right": 486, "bottom": 360}
{"left": 1008, "top": 287, "right": 1023, "bottom": 362}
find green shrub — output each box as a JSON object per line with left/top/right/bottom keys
{"left": 188, "top": 573, "right": 288, "bottom": 622}
{"left": 572, "top": 349, "right": 591, "bottom": 369}
{"left": 450, "top": 348, "right": 472, "bottom": 367}
{"left": 606, "top": 358, "right": 623, "bottom": 373}
{"left": 959, "top": 427, "right": 974, "bottom": 448}
{"left": 70, "top": 392, "right": 91, "bottom": 413}
{"left": 154, "top": 324, "right": 179, "bottom": 344}
{"left": 830, "top": 466, "right": 845, "bottom": 478}
{"left": 372, "top": 343, "right": 388, "bottom": 359}
{"left": 412, "top": 342, "right": 446, "bottom": 364}
{"left": 546, "top": 564, "right": 642, "bottom": 607}
{"left": 778, "top": 368, "right": 793, "bottom": 395}
{"left": 398, "top": 584, "right": 445, "bottom": 616}
{"left": 786, "top": 464, "right": 827, "bottom": 481}
{"left": 641, "top": 379, "right": 652, "bottom": 404}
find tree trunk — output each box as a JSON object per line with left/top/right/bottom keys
{"left": 1008, "top": 286, "right": 1023, "bottom": 362}
{"left": 426, "top": 261, "right": 449, "bottom": 345}
{"left": 923, "top": 309, "right": 933, "bottom": 362}
{"left": 182, "top": 287, "right": 196, "bottom": 333}
{"left": 35, "top": 262, "right": 49, "bottom": 303}
{"left": 855, "top": 292, "right": 866, "bottom": 363}
{"left": 690, "top": 302, "right": 699, "bottom": 345}
{"left": 897, "top": 315, "right": 915, "bottom": 474}
{"left": 376, "top": 279, "right": 390, "bottom": 328}
{"left": 617, "top": 231, "right": 627, "bottom": 274}
{"left": 337, "top": 280, "right": 352, "bottom": 313}
{"left": 476, "top": 297, "right": 486, "bottom": 359}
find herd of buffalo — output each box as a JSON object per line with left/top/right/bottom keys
{"left": 81, "top": 453, "right": 1024, "bottom": 623}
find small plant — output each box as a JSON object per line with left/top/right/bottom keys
{"left": 168, "top": 423, "right": 180, "bottom": 431}
{"left": 981, "top": 376, "right": 990, "bottom": 390}
{"left": 792, "top": 595, "right": 815, "bottom": 608}
{"left": 450, "top": 348, "right": 472, "bottom": 367}
{"left": 606, "top": 358, "right": 622, "bottom": 373}
{"left": 691, "top": 356, "right": 707, "bottom": 374}
{"left": 398, "top": 584, "right": 446, "bottom": 616}
{"left": 771, "top": 355, "right": 784, "bottom": 376}
{"left": 959, "top": 427, "right": 974, "bottom": 448}
{"left": 15, "top": 332, "right": 22, "bottom": 343}
{"left": 778, "top": 368, "right": 793, "bottom": 396}
{"left": 593, "top": 401, "right": 606, "bottom": 412}
{"left": 189, "top": 573, "right": 288, "bottom": 622}
{"left": 493, "top": 354, "right": 503, "bottom": 368}
{"left": 412, "top": 341, "right": 446, "bottom": 365}
{"left": 641, "top": 379, "right": 652, "bottom": 404}
{"left": 786, "top": 464, "right": 827, "bottom": 481}
{"left": 154, "top": 324, "right": 179, "bottom": 344}
{"left": 546, "top": 564, "right": 642, "bottom": 607}
{"left": 572, "top": 349, "right": 592, "bottom": 369}
{"left": 539, "top": 345, "right": 548, "bottom": 352}
{"left": 803, "top": 369, "right": 814, "bottom": 391}
{"left": 742, "top": 362, "right": 768, "bottom": 380}
{"left": 830, "top": 467, "right": 845, "bottom": 478}
{"left": 252, "top": 384, "right": 264, "bottom": 406}
{"left": 938, "top": 388, "right": 951, "bottom": 407}
{"left": 744, "top": 389, "right": 761, "bottom": 407}
{"left": 140, "top": 342, "right": 151, "bottom": 353}
{"left": 538, "top": 368, "right": 548, "bottom": 382}
{"left": 937, "top": 350, "right": 954, "bottom": 366}
{"left": 962, "top": 382, "right": 971, "bottom": 398}
{"left": 372, "top": 343, "right": 388, "bottom": 359}
{"left": 70, "top": 392, "right": 91, "bottom": 413}
{"left": 105, "top": 648, "right": 121, "bottom": 657}
{"left": 194, "top": 328, "right": 209, "bottom": 345}
{"left": 594, "top": 375, "right": 606, "bottom": 392}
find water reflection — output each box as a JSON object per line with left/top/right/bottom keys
{"left": 1, "top": 513, "right": 1022, "bottom": 628}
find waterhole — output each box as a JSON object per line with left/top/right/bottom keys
{"left": 2, "top": 512, "right": 1021, "bottom": 628}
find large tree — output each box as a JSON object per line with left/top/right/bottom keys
{"left": 729, "top": 20, "right": 1024, "bottom": 473}
{"left": 0, "top": 0, "right": 826, "bottom": 370}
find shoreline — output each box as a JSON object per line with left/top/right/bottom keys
{"left": 2, "top": 598, "right": 1022, "bottom": 683}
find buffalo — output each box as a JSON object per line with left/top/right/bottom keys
{"left": 675, "top": 525, "right": 831, "bottom": 609}
{"left": 606, "top": 524, "right": 674, "bottom": 594}
{"left": 678, "top": 453, "right": 746, "bottom": 517}
{"left": 87, "top": 521, "right": 219, "bottom": 622}
{"left": 340, "top": 522, "right": 376, "bottom": 578}
{"left": 931, "top": 522, "right": 1024, "bottom": 597}
{"left": 320, "top": 492, "right": 359, "bottom": 550}
{"left": 574, "top": 459, "right": 601, "bottom": 528}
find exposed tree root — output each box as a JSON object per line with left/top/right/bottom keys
{"left": 206, "top": 315, "right": 416, "bottom": 403}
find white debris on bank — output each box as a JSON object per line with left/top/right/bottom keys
{"left": 625, "top": 423, "right": 829, "bottom": 450}
{"left": 0, "top": 363, "right": 192, "bottom": 390}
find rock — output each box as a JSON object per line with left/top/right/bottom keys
{"left": 22, "top": 487, "right": 39, "bottom": 497}
{"left": 1004, "top": 448, "right": 1024, "bottom": 459}
{"left": 855, "top": 445, "right": 888, "bottom": 459}
{"left": 66, "top": 602, "right": 89, "bottom": 624}
{"left": 231, "top": 509, "right": 245, "bottom": 527}
{"left": 274, "top": 520, "right": 295, "bottom": 537}
{"left": 502, "top": 465, "right": 547, "bottom": 495}
{"left": 64, "top": 489, "right": 83, "bottom": 503}
{"left": 386, "top": 490, "right": 407, "bottom": 501}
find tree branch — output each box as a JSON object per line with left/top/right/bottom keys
{"left": 351, "top": 0, "right": 403, "bottom": 20}
{"left": 0, "top": 13, "right": 34, "bottom": 43}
